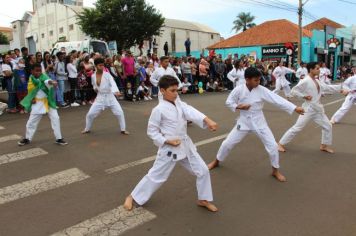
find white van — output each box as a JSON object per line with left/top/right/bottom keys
{"left": 51, "top": 39, "right": 111, "bottom": 56}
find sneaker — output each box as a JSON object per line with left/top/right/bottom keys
{"left": 56, "top": 139, "right": 68, "bottom": 145}
{"left": 18, "top": 138, "right": 30, "bottom": 146}
{"left": 144, "top": 97, "right": 149, "bottom": 101}
{"left": 148, "top": 96, "right": 152, "bottom": 100}
{"left": 71, "top": 102, "right": 80, "bottom": 107}
{"left": 60, "top": 103, "right": 70, "bottom": 108}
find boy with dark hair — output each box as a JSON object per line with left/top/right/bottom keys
{"left": 82, "top": 57, "right": 129, "bottom": 135}
{"left": 18, "top": 63, "right": 67, "bottom": 146}
{"left": 124, "top": 75, "right": 219, "bottom": 212}
{"left": 208, "top": 67, "right": 304, "bottom": 182}
{"left": 278, "top": 62, "right": 343, "bottom": 154}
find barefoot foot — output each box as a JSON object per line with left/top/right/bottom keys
{"left": 197, "top": 200, "right": 218, "bottom": 212}
{"left": 320, "top": 145, "right": 334, "bottom": 153}
{"left": 272, "top": 168, "right": 287, "bottom": 182}
{"left": 81, "top": 129, "right": 90, "bottom": 134}
{"left": 123, "top": 195, "right": 134, "bottom": 211}
{"left": 208, "top": 159, "right": 220, "bottom": 170}
{"left": 278, "top": 143, "right": 286, "bottom": 152}
{"left": 121, "top": 131, "right": 130, "bottom": 135}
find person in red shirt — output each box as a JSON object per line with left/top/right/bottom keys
{"left": 121, "top": 51, "right": 136, "bottom": 94}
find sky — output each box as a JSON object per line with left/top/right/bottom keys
{"left": 0, "top": 0, "right": 355, "bottom": 38}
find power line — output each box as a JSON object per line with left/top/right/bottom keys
{"left": 337, "top": 0, "right": 356, "bottom": 5}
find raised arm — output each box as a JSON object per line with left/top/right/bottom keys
{"left": 180, "top": 102, "right": 207, "bottom": 129}
{"left": 262, "top": 87, "right": 296, "bottom": 114}
{"left": 320, "top": 82, "right": 342, "bottom": 94}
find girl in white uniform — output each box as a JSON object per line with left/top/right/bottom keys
{"left": 82, "top": 58, "right": 129, "bottom": 135}
{"left": 124, "top": 75, "right": 219, "bottom": 212}
{"left": 208, "top": 67, "right": 304, "bottom": 182}
{"left": 227, "top": 60, "right": 245, "bottom": 88}
{"left": 278, "top": 62, "right": 342, "bottom": 154}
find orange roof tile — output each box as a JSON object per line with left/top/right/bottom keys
{"left": 304, "top": 17, "right": 344, "bottom": 31}
{"left": 208, "top": 19, "right": 312, "bottom": 49}
{"left": 0, "top": 27, "right": 12, "bottom": 32}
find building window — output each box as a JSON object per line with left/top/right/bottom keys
{"left": 49, "top": 30, "right": 53, "bottom": 36}
{"left": 69, "top": 24, "right": 74, "bottom": 31}
{"left": 41, "top": 33, "right": 45, "bottom": 38}
{"left": 59, "top": 27, "right": 64, "bottom": 33}
{"left": 211, "top": 34, "right": 214, "bottom": 39}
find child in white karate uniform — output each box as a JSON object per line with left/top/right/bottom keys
{"left": 208, "top": 67, "right": 304, "bottom": 182}
{"left": 82, "top": 58, "right": 129, "bottom": 135}
{"left": 278, "top": 62, "right": 342, "bottom": 154}
{"left": 124, "top": 75, "right": 219, "bottom": 212}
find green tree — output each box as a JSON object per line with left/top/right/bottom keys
{"left": 0, "top": 32, "right": 9, "bottom": 44}
{"left": 77, "top": 0, "right": 165, "bottom": 52}
{"left": 232, "top": 12, "right": 256, "bottom": 33}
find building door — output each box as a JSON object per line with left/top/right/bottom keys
{"left": 27, "top": 37, "right": 36, "bottom": 54}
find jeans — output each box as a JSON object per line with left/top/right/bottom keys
{"left": 6, "top": 78, "right": 17, "bottom": 109}
{"left": 57, "top": 80, "right": 65, "bottom": 105}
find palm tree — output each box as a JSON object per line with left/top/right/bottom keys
{"left": 232, "top": 12, "right": 256, "bottom": 33}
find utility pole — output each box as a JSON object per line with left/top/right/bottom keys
{"left": 298, "top": 0, "right": 303, "bottom": 64}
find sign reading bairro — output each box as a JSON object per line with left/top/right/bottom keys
{"left": 262, "top": 46, "right": 286, "bottom": 57}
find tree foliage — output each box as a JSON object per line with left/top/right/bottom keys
{"left": 77, "top": 0, "right": 165, "bottom": 52}
{"left": 232, "top": 12, "right": 256, "bottom": 33}
{"left": 0, "top": 32, "right": 9, "bottom": 44}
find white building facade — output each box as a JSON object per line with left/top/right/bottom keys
{"left": 25, "top": 3, "right": 86, "bottom": 53}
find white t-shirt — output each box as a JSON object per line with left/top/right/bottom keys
{"left": 1, "top": 64, "right": 12, "bottom": 76}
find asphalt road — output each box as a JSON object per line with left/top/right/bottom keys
{"left": 0, "top": 91, "right": 355, "bottom": 236}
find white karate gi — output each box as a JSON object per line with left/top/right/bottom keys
{"left": 227, "top": 68, "right": 245, "bottom": 88}
{"left": 150, "top": 66, "right": 182, "bottom": 88}
{"left": 150, "top": 66, "right": 182, "bottom": 100}
{"left": 272, "top": 66, "right": 295, "bottom": 97}
{"left": 25, "top": 80, "right": 63, "bottom": 141}
{"left": 296, "top": 67, "right": 308, "bottom": 80}
{"left": 216, "top": 84, "right": 296, "bottom": 169}
{"left": 319, "top": 67, "right": 331, "bottom": 85}
{"left": 85, "top": 72, "right": 126, "bottom": 132}
{"left": 331, "top": 75, "right": 356, "bottom": 123}
{"left": 131, "top": 99, "right": 213, "bottom": 205}
{"left": 279, "top": 75, "right": 341, "bottom": 146}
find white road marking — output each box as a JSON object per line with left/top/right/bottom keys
{"left": 0, "top": 134, "right": 21, "bottom": 143}
{"left": 0, "top": 168, "right": 89, "bottom": 205}
{"left": 324, "top": 98, "right": 345, "bottom": 107}
{"left": 0, "top": 148, "right": 48, "bottom": 166}
{"left": 50, "top": 206, "right": 156, "bottom": 236}
{"left": 105, "top": 133, "right": 228, "bottom": 174}
{"left": 0, "top": 126, "right": 4, "bottom": 130}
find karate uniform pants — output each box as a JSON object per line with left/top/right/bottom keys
{"left": 216, "top": 125, "right": 280, "bottom": 169}
{"left": 331, "top": 96, "right": 355, "bottom": 123}
{"left": 85, "top": 101, "right": 126, "bottom": 131}
{"left": 131, "top": 152, "right": 213, "bottom": 205}
{"left": 25, "top": 108, "right": 62, "bottom": 141}
{"left": 273, "top": 79, "right": 291, "bottom": 97}
{"left": 279, "top": 111, "right": 332, "bottom": 146}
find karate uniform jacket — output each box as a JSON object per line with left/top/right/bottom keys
{"left": 291, "top": 75, "right": 341, "bottom": 113}
{"left": 148, "top": 99, "right": 206, "bottom": 162}
{"left": 273, "top": 66, "right": 294, "bottom": 87}
{"left": 91, "top": 72, "right": 119, "bottom": 107}
{"left": 227, "top": 68, "right": 245, "bottom": 86}
{"left": 226, "top": 84, "right": 296, "bottom": 131}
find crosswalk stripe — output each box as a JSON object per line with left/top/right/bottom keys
{"left": 0, "top": 168, "right": 89, "bottom": 205}
{"left": 0, "top": 134, "right": 21, "bottom": 143}
{"left": 50, "top": 206, "right": 156, "bottom": 236}
{"left": 105, "top": 133, "right": 228, "bottom": 175}
{"left": 0, "top": 148, "right": 48, "bottom": 166}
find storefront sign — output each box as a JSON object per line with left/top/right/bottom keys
{"left": 262, "top": 46, "right": 286, "bottom": 57}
